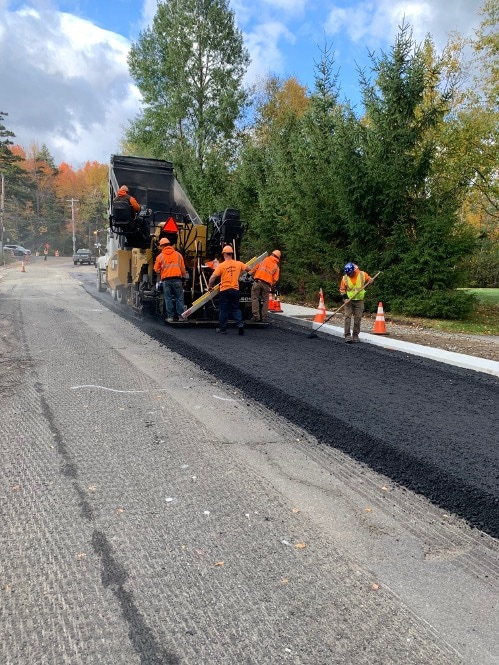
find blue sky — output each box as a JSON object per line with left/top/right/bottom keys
{"left": 0, "top": 0, "right": 484, "bottom": 168}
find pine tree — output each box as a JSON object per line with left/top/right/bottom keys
{"left": 339, "top": 24, "right": 476, "bottom": 317}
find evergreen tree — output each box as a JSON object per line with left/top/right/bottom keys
{"left": 338, "top": 24, "right": 476, "bottom": 317}
{"left": 0, "top": 112, "right": 31, "bottom": 248}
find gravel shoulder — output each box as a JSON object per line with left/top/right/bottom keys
{"left": 359, "top": 313, "right": 499, "bottom": 362}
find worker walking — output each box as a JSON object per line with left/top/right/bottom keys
{"left": 154, "top": 238, "right": 188, "bottom": 322}
{"left": 251, "top": 250, "right": 281, "bottom": 322}
{"left": 340, "top": 262, "right": 373, "bottom": 343}
{"left": 207, "top": 245, "right": 251, "bottom": 335}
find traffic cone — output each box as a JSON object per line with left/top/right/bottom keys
{"left": 313, "top": 288, "right": 326, "bottom": 323}
{"left": 373, "top": 302, "right": 388, "bottom": 335}
{"left": 20, "top": 260, "right": 26, "bottom": 273}
{"left": 268, "top": 291, "right": 275, "bottom": 311}
{"left": 271, "top": 292, "right": 283, "bottom": 313}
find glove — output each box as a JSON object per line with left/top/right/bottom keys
{"left": 342, "top": 293, "right": 348, "bottom": 301}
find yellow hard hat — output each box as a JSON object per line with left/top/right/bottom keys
{"left": 272, "top": 250, "right": 281, "bottom": 259}
{"left": 222, "top": 245, "right": 234, "bottom": 254}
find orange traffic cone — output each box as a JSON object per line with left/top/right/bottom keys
{"left": 271, "top": 293, "right": 283, "bottom": 313}
{"left": 313, "top": 288, "right": 326, "bottom": 323}
{"left": 20, "top": 260, "right": 26, "bottom": 273}
{"left": 373, "top": 302, "right": 388, "bottom": 335}
{"left": 268, "top": 291, "right": 282, "bottom": 312}
{"left": 268, "top": 291, "right": 275, "bottom": 311}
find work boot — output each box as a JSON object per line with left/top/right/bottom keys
{"left": 216, "top": 328, "right": 227, "bottom": 334}
{"left": 238, "top": 326, "right": 245, "bottom": 336}
{"left": 352, "top": 336, "right": 360, "bottom": 343}
{"left": 167, "top": 317, "right": 174, "bottom": 323}
{"left": 345, "top": 335, "right": 353, "bottom": 343}
{"left": 250, "top": 316, "right": 261, "bottom": 322}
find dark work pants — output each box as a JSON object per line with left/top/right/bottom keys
{"left": 218, "top": 289, "right": 243, "bottom": 331}
{"left": 251, "top": 280, "right": 271, "bottom": 321}
{"left": 163, "top": 278, "right": 185, "bottom": 318}
{"left": 344, "top": 299, "right": 364, "bottom": 338}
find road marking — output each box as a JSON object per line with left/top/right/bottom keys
{"left": 71, "top": 384, "right": 152, "bottom": 393}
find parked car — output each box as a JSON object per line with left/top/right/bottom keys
{"left": 3, "top": 244, "right": 31, "bottom": 256}
{"left": 73, "top": 248, "right": 96, "bottom": 265}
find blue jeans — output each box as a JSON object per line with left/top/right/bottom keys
{"left": 163, "top": 279, "right": 185, "bottom": 318}
{"left": 218, "top": 289, "right": 243, "bottom": 331}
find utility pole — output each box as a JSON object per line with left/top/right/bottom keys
{"left": 66, "top": 198, "right": 79, "bottom": 255}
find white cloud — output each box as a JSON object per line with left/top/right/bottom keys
{"left": 0, "top": 6, "right": 141, "bottom": 168}
{"left": 244, "top": 21, "right": 296, "bottom": 82}
{"left": 259, "top": 0, "right": 307, "bottom": 14}
{"left": 139, "top": 0, "right": 157, "bottom": 30}
{"left": 325, "top": 0, "right": 483, "bottom": 49}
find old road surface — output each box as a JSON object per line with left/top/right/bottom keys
{"left": 1, "top": 259, "right": 498, "bottom": 665}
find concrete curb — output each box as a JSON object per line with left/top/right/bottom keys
{"left": 277, "top": 303, "right": 499, "bottom": 378}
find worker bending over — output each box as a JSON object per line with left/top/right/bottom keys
{"left": 251, "top": 250, "right": 281, "bottom": 322}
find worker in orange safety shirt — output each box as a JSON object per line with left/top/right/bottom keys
{"left": 114, "top": 185, "right": 141, "bottom": 217}
{"left": 250, "top": 249, "right": 281, "bottom": 322}
{"left": 154, "top": 238, "right": 188, "bottom": 323}
{"left": 207, "top": 245, "right": 251, "bottom": 335}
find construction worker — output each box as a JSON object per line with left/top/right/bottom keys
{"left": 154, "top": 238, "right": 188, "bottom": 322}
{"left": 339, "top": 262, "right": 374, "bottom": 343}
{"left": 250, "top": 249, "right": 281, "bottom": 322}
{"left": 113, "top": 185, "right": 140, "bottom": 219}
{"left": 207, "top": 245, "right": 251, "bottom": 335}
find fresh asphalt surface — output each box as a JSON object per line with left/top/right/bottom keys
{"left": 1, "top": 259, "right": 498, "bottom": 665}
{"left": 93, "top": 281, "right": 499, "bottom": 539}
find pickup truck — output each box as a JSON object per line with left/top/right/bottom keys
{"left": 73, "top": 249, "right": 96, "bottom": 265}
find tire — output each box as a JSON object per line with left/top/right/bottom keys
{"left": 97, "top": 269, "right": 105, "bottom": 292}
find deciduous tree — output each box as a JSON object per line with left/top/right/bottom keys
{"left": 126, "top": 0, "right": 250, "bottom": 216}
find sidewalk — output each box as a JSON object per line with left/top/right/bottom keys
{"left": 277, "top": 303, "right": 499, "bottom": 378}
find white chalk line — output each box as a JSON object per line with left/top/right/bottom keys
{"left": 71, "top": 385, "right": 159, "bottom": 393}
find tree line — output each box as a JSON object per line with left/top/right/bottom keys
{"left": 0, "top": 121, "right": 107, "bottom": 256}
{"left": 2, "top": 0, "right": 498, "bottom": 318}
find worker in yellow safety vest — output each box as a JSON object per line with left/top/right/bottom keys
{"left": 339, "top": 262, "right": 373, "bottom": 343}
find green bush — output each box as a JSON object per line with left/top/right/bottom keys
{"left": 390, "top": 289, "right": 476, "bottom": 319}
{"left": 462, "top": 241, "right": 499, "bottom": 288}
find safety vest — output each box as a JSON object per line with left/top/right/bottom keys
{"left": 157, "top": 250, "right": 184, "bottom": 279}
{"left": 345, "top": 272, "right": 366, "bottom": 300}
{"left": 253, "top": 256, "right": 280, "bottom": 285}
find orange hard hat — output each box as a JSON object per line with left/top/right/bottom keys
{"left": 159, "top": 238, "right": 171, "bottom": 246}
{"left": 271, "top": 250, "right": 281, "bottom": 259}
{"left": 222, "top": 245, "right": 234, "bottom": 254}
